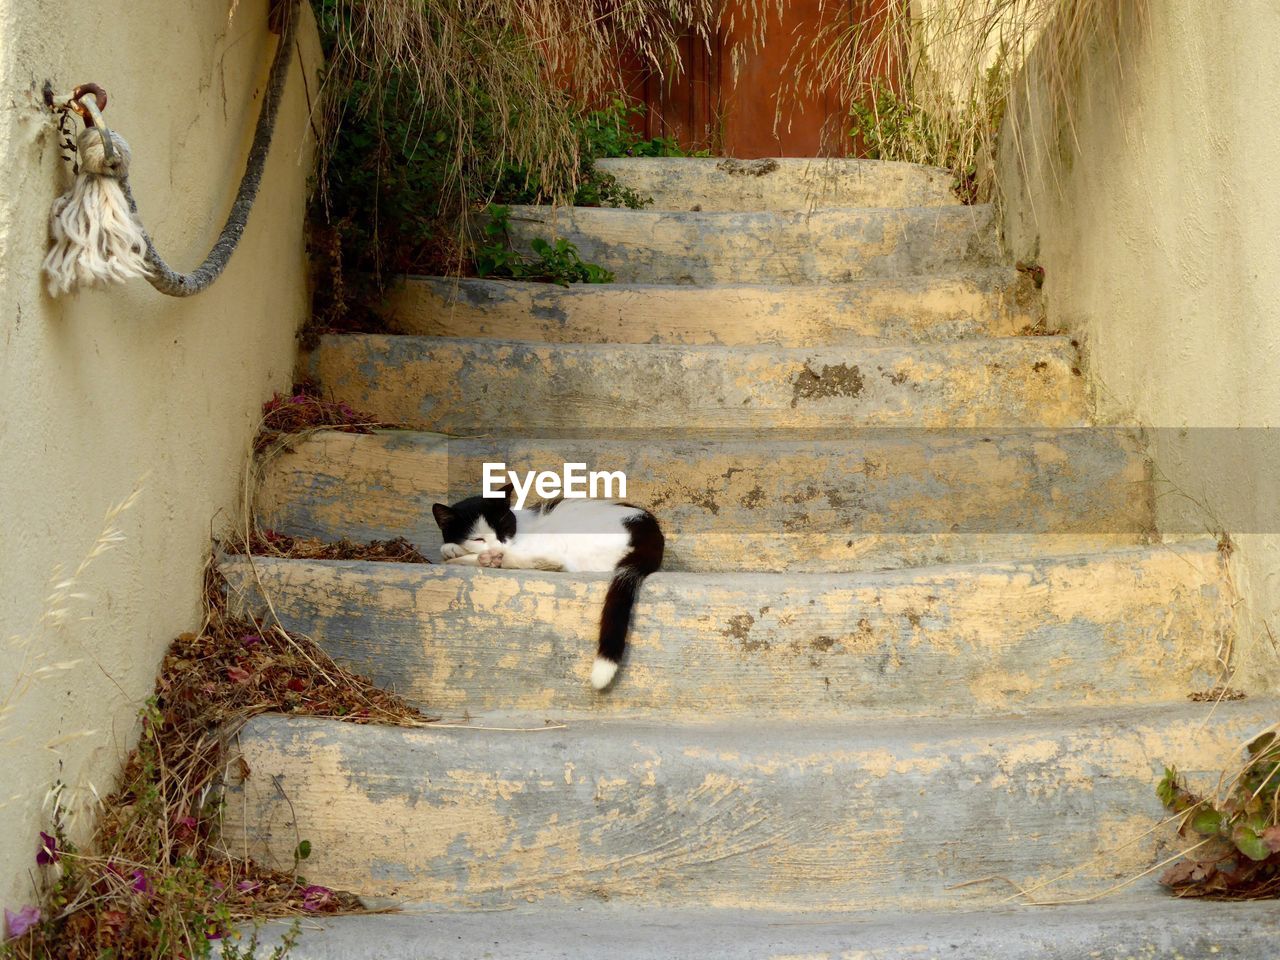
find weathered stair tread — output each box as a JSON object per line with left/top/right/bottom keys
{"left": 306, "top": 335, "right": 1088, "bottom": 431}
{"left": 219, "top": 543, "right": 1228, "bottom": 718}
{"left": 384, "top": 272, "right": 1038, "bottom": 344}
{"left": 595, "top": 156, "right": 961, "bottom": 211}
{"left": 254, "top": 428, "right": 1152, "bottom": 571}
{"left": 239, "top": 899, "right": 1280, "bottom": 960}
{"left": 507, "top": 204, "right": 1000, "bottom": 284}
{"left": 222, "top": 700, "right": 1274, "bottom": 911}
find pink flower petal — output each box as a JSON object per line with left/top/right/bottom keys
{"left": 300, "top": 884, "right": 332, "bottom": 911}
{"left": 36, "top": 831, "right": 58, "bottom": 866}
{"left": 131, "top": 869, "right": 153, "bottom": 895}
{"left": 5, "top": 905, "right": 40, "bottom": 938}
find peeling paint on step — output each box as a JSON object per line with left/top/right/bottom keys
{"left": 504, "top": 205, "right": 1001, "bottom": 284}
{"left": 305, "top": 336, "right": 1089, "bottom": 432}
{"left": 219, "top": 543, "right": 1230, "bottom": 718}
{"left": 221, "top": 702, "right": 1276, "bottom": 911}
{"left": 254, "top": 431, "right": 1152, "bottom": 572}
{"left": 383, "top": 273, "right": 1039, "bottom": 345}
{"left": 595, "top": 157, "right": 960, "bottom": 211}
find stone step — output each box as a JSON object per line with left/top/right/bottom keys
{"left": 219, "top": 543, "right": 1228, "bottom": 719}
{"left": 595, "top": 156, "right": 961, "bottom": 211}
{"left": 221, "top": 699, "right": 1270, "bottom": 911}
{"left": 255, "top": 430, "right": 1153, "bottom": 571}
{"left": 382, "top": 272, "right": 1038, "bottom": 344}
{"left": 305, "top": 335, "right": 1087, "bottom": 432}
{"left": 506, "top": 204, "right": 1000, "bottom": 283}
{"left": 239, "top": 900, "right": 1280, "bottom": 960}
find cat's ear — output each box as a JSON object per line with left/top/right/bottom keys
{"left": 431, "top": 503, "right": 454, "bottom": 529}
{"left": 501, "top": 482, "right": 515, "bottom": 506}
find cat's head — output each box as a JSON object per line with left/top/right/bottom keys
{"left": 432, "top": 483, "right": 517, "bottom": 556}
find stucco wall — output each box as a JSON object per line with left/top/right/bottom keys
{"left": 0, "top": 0, "right": 318, "bottom": 914}
{"left": 997, "top": 1, "right": 1280, "bottom": 689}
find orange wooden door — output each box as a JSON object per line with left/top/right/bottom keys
{"left": 620, "top": 34, "right": 718, "bottom": 153}
{"left": 718, "top": 0, "right": 851, "bottom": 157}
{"left": 623, "top": 1, "right": 896, "bottom": 157}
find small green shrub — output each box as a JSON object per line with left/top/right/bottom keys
{"left": 475, "top": 205, "right": 614, "bottom": 286}
{"left": 309, "top": 83, "right": 654, "bottom": 332}
{"left": 1158, "top": 729, "right": 1280, "bottom": 897}
{"left": 848, "top": 60, "right": 1009, "bottom": 205}
{"left": 503, "top": 99, "right": 676, "bottom": 211}
{"left": 577, "top": 98, "right": 687, "bottom": 160}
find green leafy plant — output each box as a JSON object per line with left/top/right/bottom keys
{"left": 849, "top": 60, "right": 1009, "bottom": 204}
{"left": 1158, "top": 729, "right": 1280, "bottom": 898}
{"left": 219, "top": 923, "right": 303, "bottom": 960}
{"left": 308, "top": 82, "right": 640, "bottom": 332}
{"left": 475, "top": 205, "right": 614, "bottom": 286}
{"left": 500, "top": 100, "right": 669, "bottom": 211}
{"left": 307, "top": 0, "right": 729, "bottom": 331}
{"left": 577, "top": 98, "right": 687, "bottom": 160}
{"left": 315, "top": 0, "right": 724, "bottom": 217}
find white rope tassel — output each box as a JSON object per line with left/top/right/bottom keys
{"left": 43, "top": 127, "right": 151, "bottom": 297}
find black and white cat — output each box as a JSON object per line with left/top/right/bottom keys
{"left": 431, "top": 484, "right": 664, "bottom": 690}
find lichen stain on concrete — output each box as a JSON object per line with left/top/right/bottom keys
{"left": 689, "top": 488, "right": 721, "bottom": 516}
{"left": 790, "top": 363, "right": 865, "bottom": 407}
{"left": 781, "top": 485, "right": 821, "bottom": 506}
{"left": 880, "top": 366, "right": 910, "bottom": 386}
{"left": 722, "top": 613, "right": 768, "bottom": 652}
{"left": 717, "top": 158, "right": 781, "bottom": 177}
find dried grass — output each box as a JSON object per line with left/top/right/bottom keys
{"left": 1, "top": 486, "right": 145, "bottom": 745}
{"left": 312, "top": 0, "right": 780, "bottom": 266}
{"left": 2, "top": 562, "right": 430, "bottom": 959}
{"left": 2, "top": 384, "right": 430, "bottom": 956}
{"left": 784, "top": 0, "right": 1144, "bottom": 202}
{"left": 225, "top": 530, "right": 430, "bottom": 564}
{"left": 242, "top": 379, "right": 437, "bottom": 571}
{"left": 254, "top": 381, "right": 386, "bottom": 456}
{"left": 315, "top": 0, "right": 1144, "bottom": 221}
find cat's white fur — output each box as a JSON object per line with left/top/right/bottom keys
{"left": 445, "top": 501, "right": 642, "bottom": 571}
{"left": 444, "top": 500, "right": 643, "bottom": 688}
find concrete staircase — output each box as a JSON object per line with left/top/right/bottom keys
{"left": 221, "top": 159, "right": 1276, "bottom": 957}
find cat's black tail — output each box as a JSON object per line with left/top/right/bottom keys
{"left": 592, "top": 511, "right": 664, "bottom": 690}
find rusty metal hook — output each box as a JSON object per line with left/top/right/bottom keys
{"left": 44, "top": 82, "right": 115, "bottom": 165}
{"left": 68, "top": 83, "right": 108, "bottom": 117}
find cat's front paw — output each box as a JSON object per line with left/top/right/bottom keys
{"left": 441, "top": 543, "right": 466, "bottom": 561}
{"left": 477, "top": 548, "right": 504, "bottom": 568}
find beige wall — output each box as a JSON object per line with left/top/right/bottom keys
{"left": 997, "top": 1, "right": 1280, "bottom": 689}
{"left": 908, "top": 0, "right": 1041, "bottom": 96}
{"left": 0, "top": 0, "right": 318, "bottom": 913}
